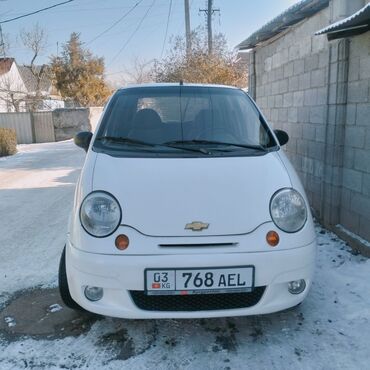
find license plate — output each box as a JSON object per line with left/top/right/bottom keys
{"left": 145, "top": 266, "right": 254, "bottom": 295}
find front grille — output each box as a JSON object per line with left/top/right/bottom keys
{"left": 158, "top": 243, "right": 238, "bottom": 248}
{"left": 129, "top": 287, "right": 266, "bottom": 312}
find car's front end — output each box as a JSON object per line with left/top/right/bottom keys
{"left": 63, "top": 84, "right": 316, "bottom": 319}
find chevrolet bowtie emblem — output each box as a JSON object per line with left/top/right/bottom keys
{"left": 185, "top": 221, "right": 209, "bottom": 231}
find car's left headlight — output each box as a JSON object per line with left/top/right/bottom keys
{"left": 270, "top": 188, "right": 307, "bottom": 233}
{"left": 79, "top": 191, "right": 122, "bottom": 237}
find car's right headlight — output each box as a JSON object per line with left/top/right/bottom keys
{"left": 270, "top": 188, "right": 307, "bottom": 233}
{"left": 79, "top": 191, "right": 121, "bottom": 237}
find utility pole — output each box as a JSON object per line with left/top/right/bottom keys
{"left": 184, "top": 0, "right": 191, "bottom": 57}
{"left": 207, "top": 0, "right": 212, "bottom": 55}
{"left": 199, "top": 0, "right": 220, "bottom": 55}
{"left": 0, "top": 25, "right": 6, "bottom": 57}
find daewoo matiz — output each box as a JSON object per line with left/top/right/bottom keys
{"left": 59, "top": 83, "right": 316, "bottom": 319}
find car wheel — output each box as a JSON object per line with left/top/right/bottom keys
{"left": 58, "top": 246, "right": 85, "bottom": 311}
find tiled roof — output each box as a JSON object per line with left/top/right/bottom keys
{"left": 18, "top": 65, "right": 52, "bottom": 93}
{"left": 0, "top": 57, "right": 15, "bottom": 75}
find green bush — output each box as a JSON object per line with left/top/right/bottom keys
{"left": 0, "top": 128, "right": 17, "bottom": 157}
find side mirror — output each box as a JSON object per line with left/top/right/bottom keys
{"left": 74, "top": 131, "right": 93, "bottom": 152}
{"left": 274, "top": 129, "right": 289, "bottom": 146}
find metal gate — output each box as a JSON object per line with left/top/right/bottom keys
{"left": 32, "top": 112, "right": 55, "bottom": 143}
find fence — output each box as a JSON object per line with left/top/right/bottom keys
{"left": 33, "top": 112, "right": 55, "bottom": 143}
{"left": 0, "top": 113, "right": 34, "bottom": 144}
{"left": 0, "top": 107, "right": 103, "bottom": 144}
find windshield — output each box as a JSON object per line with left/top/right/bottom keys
{"left": 94, "top": 86, "right": 277, "bottom": 157}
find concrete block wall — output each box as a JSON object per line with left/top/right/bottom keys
{"left": 250, "top": 6, "right": 370, "bottom": 244}
{"left": 253, "top": 8, "right": 331, "bottom": 219}
{"left": 340, "top": 32, "right": 370, "bottom": 240}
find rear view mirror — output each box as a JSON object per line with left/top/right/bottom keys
{"left": 74, "top": 131, "right": 93, "bottom": 152}
{"left": 274, "top": 129, "right": 289, "bottom": 146}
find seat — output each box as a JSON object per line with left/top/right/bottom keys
{"left": 183, "top": 109, "right": 212, "bottom": 140}
{"left": 193, "top": 108, "right": 229, "bottom": 141}
{"left": 128, "top": 108, "right": 163, "bottom": 143}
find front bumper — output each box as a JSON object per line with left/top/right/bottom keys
{"left": 66, "top": 240, "right": 316, "bottom": 319}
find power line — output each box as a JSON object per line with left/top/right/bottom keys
{"left": 0, "top": 0, "right": 75, "bottom": 24}
{"left": 87, "top": 0, "right": 144, "bottom": 45}
{"left": 160, "top": 0, "right": 172, "bottom": 58}
{"left": 108, "top": 0, "right": 156, "bottom": 66}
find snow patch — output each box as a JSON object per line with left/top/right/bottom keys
{"left": 4, "top": 316, "right": 16, "bottom": 327}
{"left": 336, "top": 224, "right": 370, "bottom": 248}
{"left": 48, "top": 304, "right": 63, "bottom": 313}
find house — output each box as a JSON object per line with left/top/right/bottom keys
{"left": 0, "top": 57, "right": 64, "bottom": 112}
{"left": 0, "top": 58, "right": 28, "bottom": 112}
{"left": 18, "top": 65, "right": 64, "bottom": 111}
{"left": 237, "top": 0, "right": 370, "bottom": 252}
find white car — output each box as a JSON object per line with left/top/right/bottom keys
{"left": 59, "top": 83, "right": 316, "bottom": 319}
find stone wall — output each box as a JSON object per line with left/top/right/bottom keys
{"left": 52, "top": 107, "right": 103, "bottom": 141}
{"left": 249, "top": 6, "right": 370, "bottom": 244}
{"left": 53, "top": 108, "right": 91, "bottom": 142}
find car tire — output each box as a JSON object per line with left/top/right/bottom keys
{"left": 58, "top": 246, "right": 85, "bottom": 311}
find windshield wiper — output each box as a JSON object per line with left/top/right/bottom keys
{"left": 95, "top": 136, "right": 156, "bottom": 147}
{"left": 164, "top": 140, "right": 267, "bottom": 151}
{"left": 162, "top": 142, "right": 211, "bottom": 154}
{"left": 96, "top": 136, "right": 210, "bottom": 154}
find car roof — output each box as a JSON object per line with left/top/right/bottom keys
{"left": 117, "top": 83, "right": 241, "bottom": 91}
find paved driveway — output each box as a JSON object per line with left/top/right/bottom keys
{"left": 0, "top": 141, "right": 369, "bottom": 369}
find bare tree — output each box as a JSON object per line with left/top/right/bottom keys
{"left": 120, "top": 57, "right": 154, "bottom": 86}
{"left": 0, "top": 27, "right": 9, "bottom": 57}
{"left": 19, "top": 23, "right": 49, "bottom": 111}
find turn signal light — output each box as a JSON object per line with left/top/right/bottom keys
{"left": 115, "top": 234, "right": 129, "bottom": 250}
{"left": 266, "top": 230, "right": 279, "bottom": 247}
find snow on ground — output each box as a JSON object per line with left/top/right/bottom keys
{"left": 0, "top": 140, "right": 84, "bottom": 304}
{"left": 0, "top": 141, "right": 369, "bottom": 369}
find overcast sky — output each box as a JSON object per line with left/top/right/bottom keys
{"left": 0, "top": 0, "right": 298, "bottom": 83}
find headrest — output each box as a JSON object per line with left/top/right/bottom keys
{"left": 194, "top": 109, "right": 212, "bottom": 124}
{"left": 133, "top": 108, "right": 162, "bottom": 129}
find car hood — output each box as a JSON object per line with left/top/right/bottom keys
{"left": 92, "top": 152, "right": 291, "bottom": 237}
